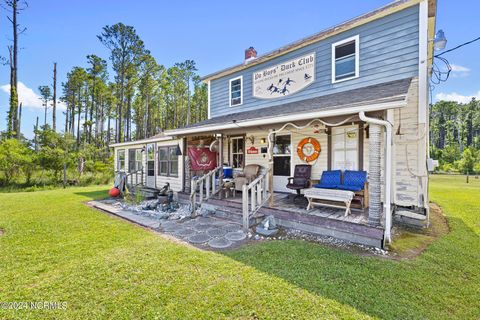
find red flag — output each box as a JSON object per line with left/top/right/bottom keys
{"left": 188, "top": 147, "right": 217, "bottom": 171}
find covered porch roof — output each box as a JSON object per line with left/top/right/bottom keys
{"left": 166, "top": 78, "right": 412, "bottom": 136}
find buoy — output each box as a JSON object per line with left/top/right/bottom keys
{"left": 109, "top": 187, "right": 120, "bottom": 198}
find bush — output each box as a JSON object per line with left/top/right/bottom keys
{"left": 0, "top": 139, "right": 33, "bottom": 185}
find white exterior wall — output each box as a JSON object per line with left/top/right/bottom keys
{"left": 113, "top": 138, "right": 184, "bottom": 192}
{"left": 392, "top": 78, "right": 427, "bottom": 209}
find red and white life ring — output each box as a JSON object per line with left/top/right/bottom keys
{"left": 297, "top": 137, "right": 321, "bottom": 163}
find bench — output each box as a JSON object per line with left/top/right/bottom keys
{"left": 304, "top": 188, "right": 355, "bottom": 216}
{"left": 312, "top": 170, "right": 369, "bottom": 209}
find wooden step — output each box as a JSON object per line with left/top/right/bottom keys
{"left": 201, "top": 198, "right": 264, "bottom": 225}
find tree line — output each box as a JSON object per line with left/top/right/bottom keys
{"left": 430, "top": 98, "right": 480, "bottom": 174}
{"left": 0, "top": 0, "right": 207, "bottom": 188}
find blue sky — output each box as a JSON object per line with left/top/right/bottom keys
{"left": 0, "top": 0, "right": 478, "bottom": 138}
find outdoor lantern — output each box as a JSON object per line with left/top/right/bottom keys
{"left": 433, "top": 29, "right": 447, "bottom": 51}
{"left": 175, "top": 144, "right": 182, "bottom": 156}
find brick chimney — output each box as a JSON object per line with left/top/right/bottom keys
{"left": 244, "top": 47, "right": 257, "bottom": 63}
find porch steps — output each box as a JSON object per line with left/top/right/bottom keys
{"left": 201, "top": 198, "right": 265, "bottom": 226}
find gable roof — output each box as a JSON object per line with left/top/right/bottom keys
{"left": 201, "top": 0, "right": 436, "bottom": 82}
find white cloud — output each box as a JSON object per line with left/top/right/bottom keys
{"left": 449, "top": 64, "right": 470, "bottom": 78}
{"left": 435, "top": 91, "right": 480, "bottom": 104}
{"left": 0, "top": 81, "right": 66, "bottom": 110}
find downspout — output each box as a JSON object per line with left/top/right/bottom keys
{"left": 359, "top": 111, "right": 393, "bottom": 244}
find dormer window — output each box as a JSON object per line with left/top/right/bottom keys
{"left": 229, "top": 76, "right": 243, "bottom": 107}
{"left": 332, "top": 35, "right": 359, "bottom": 83}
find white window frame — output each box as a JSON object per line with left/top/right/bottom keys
{"left": 331, "top": 125, "right": 359, "bottom": 171}
{"left": 331, "top": 35, "right": 360, "bottom": 84}
{"left": 128, "top": 148, "right": 143, "bottom": 172}
{"left": 230, "top": 136, "right": 244, "bottom": 169}
{"left": 158, "top": 145, "right": 178, "bottom": 177}
{"left": 229, "top": 76, "right": 243, "bottom": 107}
{"left": 117, "top": 149, "right": 126, "bottom": 172}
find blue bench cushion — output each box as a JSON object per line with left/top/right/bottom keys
{"left": 341, "top": 170, "right": 367, "bottom": 191}
{"left": 314, "top": 170, "right": 341, "bottom": 189}
{"left": 336, "top": 184, "right": 364, "bottom": 191}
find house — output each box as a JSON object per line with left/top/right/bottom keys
{"left": 112, "top": 0, "right": 437, "bottom": 248}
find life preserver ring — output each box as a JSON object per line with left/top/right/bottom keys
{"left": 297, "top": 137, "right": 321, "bottom": 163}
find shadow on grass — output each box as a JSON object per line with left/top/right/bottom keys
{"left": 223, "top": 216, "right": 479, "bottom": 320}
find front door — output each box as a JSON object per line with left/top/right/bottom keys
{"left": 146, "top": 143, "right": 156, "bottom": 188}
{"left": 273, "top": 134, "right": 292, "bottom": 193}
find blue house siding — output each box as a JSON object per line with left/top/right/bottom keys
{"left": 210, "top": 4, "right": 419, "bottom": 118}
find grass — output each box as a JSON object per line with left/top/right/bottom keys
{"left": 0, "top": 175, "right": 478, "bottom": 319}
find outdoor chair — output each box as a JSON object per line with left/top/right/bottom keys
{"left": 286, "top": 164, "right": 312, "bottom": 202}
{"left": 234, "top": 164, "right": 261, "bottom": 191}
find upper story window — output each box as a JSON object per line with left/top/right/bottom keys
{"left": 229, "top": 76, "right": 243, "bottom": 107}
{"left": 332, "top": 35, "right": 359, "bottom": 83}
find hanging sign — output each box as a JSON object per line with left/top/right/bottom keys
{"left": 247, "top": 146, "right": 259, "bottom": 154}
{"left": 253, "top": 52, "right": 315, "bottom": 99}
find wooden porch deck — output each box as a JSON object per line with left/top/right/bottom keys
{"left": 225, "top": 192, "right": 369, "bottom": 225}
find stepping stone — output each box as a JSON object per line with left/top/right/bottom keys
{"left": 193, "top": 223, "right": 214, "bottom": 232}
{"left": 175, "top": 228, "right": 196, "bottom": 237}
{"left": 188, "top": 233, "right": 211, "bottom": 244}
{"left": 223, "top": 224, "right": 242, "bottom": 232}
{"left": 225, "top": 231, "right": 247, "bottom": 241}
{"left": 197, "top": 217, "right": 214, "bottom": 223}
{"left": 161, "top": 221, "right": 180, "bottom": 232}
{"left": 206, "top": 227, "right": 227, "bottom": 237}
{"left": 208, "top": 237, "right": 233, "bottom": 249}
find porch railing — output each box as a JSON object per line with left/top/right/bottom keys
{"left": 190, "top": 166, "right": 222, "bottom": 214}
{"left": 242, "top": 168, "right": 271, "bottom": 230}
{"left": 125, "top": 169, "right": 144, "bottom": 188}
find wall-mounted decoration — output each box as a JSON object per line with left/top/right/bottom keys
{"left": 247, "top": 146, "right": 259, "bottom": 154}
{"left": 297, "top": 137, "right": 321, "bottom": 163}
{"left": 188, "top": 147, "right": 217, "bottom": 170}
{"left": 253, "top": 52, "right": 315, "bottom": 99}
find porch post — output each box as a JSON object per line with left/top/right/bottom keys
{"left": 368, "top": 124, "right": 382, "bottom": 226}
{"left": 218, "top": 133, "right": 224, "bottom": 200}
{"left": 268, "top": 130, "right": 274, "bottom": 207}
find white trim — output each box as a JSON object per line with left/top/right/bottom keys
{"left": 110, "top": 136, "right": 174, "bottom": 148}
{"left": 418, "top": 0, "right": 428, "bottom": 124}
{"left": 229, "top": 76, "right": 243, "bottom": 107}
{"left": 331, "top": 35, "right": 360, "bottom": 84}
{"left": 166, "top": 98, "right": 407, "bottom": 136}
{"left": 207, "top": 80, "right": 211, "bottom": 119}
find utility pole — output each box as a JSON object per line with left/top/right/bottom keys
{"left": 52, "top": 62, "right": 57, "bottom": 131}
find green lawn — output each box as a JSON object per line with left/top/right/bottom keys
{"left": 0, "top": 175, "right": 478, "bottom": 319}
